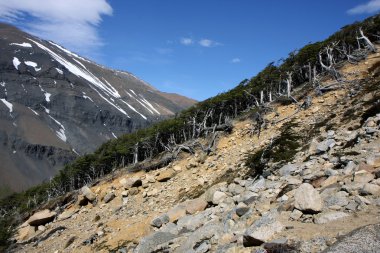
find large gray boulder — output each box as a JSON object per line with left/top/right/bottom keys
{"left": 27, "top": 209, "right": 56, "bottom": 226}
{"left": 81, "top": 186, "right": 96, "bottom": 202}
{"left": 134, "top": 232, "right": 178, "bottom": 253}
{"left": 322, "top": 223, "right": 380, "bottom": 253}
{"left": 294, "top": 183, "right": 323, "bottom": 213}
{"left": 314, "top": 211, "right": 350, "bottom": 224}
{"left": 244, "top": 211, "right": 284, "bottom": 243}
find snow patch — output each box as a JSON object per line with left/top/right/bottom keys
{"left": 41, "top": 105, "right": 50, "bottom": 114}
{"left": 45, "top": 93, "right": 51, "bottom": 102}
{"left": 13, "top": 150, "right": 16, "bottom": 154}
{"left": 28, "top": 107, "right": 39, "bottom": 115}
{"left": 10, "top": 42, "right": 32, "bottom": 48}
{"left": 0, "top": 98, "right": 13, "bottom": 113}
{"left": 49, "top": 115, "right": 67, "bottom": 142}
{"left": 139, "top": 95, "right": 161, "bottom": 115}
{"left": 55, "top": 68, "right": 63, "bottom": 74}
{"left": 120, "top": 100, "right": 147, "bottom": 120}
{"left": 29, "top": 39, "right": 121, "bottom": 98}
{"left": 13, "top": 57, "right": 21, "bottom": 70}
{"left": 24, "top": 61, "right": 41, "bottom": 71}
{"left": 0, "top": 82, "right": 5, "bottom": 87}
{"left": 82, "top": 92, "right": 94, "bottom": 102}
{"left": 112, "top": 132, "right": 117, "bottom": 139}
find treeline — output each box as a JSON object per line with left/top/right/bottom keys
{"left": 1, "top": 15, "right": 380, "bottom": 243}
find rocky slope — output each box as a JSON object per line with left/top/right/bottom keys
{"left": 7, "top": 49, "right": 380, "bottom": 253}
{"left": 0, "top": 23, "right": 196, "bottom": 192}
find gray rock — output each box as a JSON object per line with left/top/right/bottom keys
{"left": 174, "top": 223, "right": 223, "bottom": 253}
{"left": 212, "top": 191, "right": 227, "bottom": 205}
{"left": 294, "top": 183, "right": 323, "bottom": 213}
{"left": 360, "top": 183, "right": 380, "bottom": 196}
{"left": 345, "top": 201, "right": 358, "bottom": 211}
{"left": 324, "top": 191, "right": 349, "bottom": 208}
{"left": 245, "top": 211, "right": 284, "bottom": 242}
{"left": 81, "top": 186, "right": 96, "bottom": 202}
{"left": 134, "top": 232, "right": 178, "bottom": 253}
{"left": 290, "top": 209, "right": 303, "bottom": 220}
{"left": 239, "top": 191, "right": 259, "bottom": 205}
{"left": 103, "top": 192, "right": 115, "bottom": 203}
{"left": 27, "top": 209, "right": 56, "bottom": 226}
{"left": 248, "top": 176, "right": 266, "bottom": 192}
{"left": 314, "top": 211, "right": 350, "bottom": 224}
{"left": 177, "top": 212, "right": 210, "bottom": 232}
{"left": 322, "top": 223, "right": 380, "bottom": 253}
{"left": 228, "top": 183, "right": 245, "bottom": 195}
{"left": 235, "top": 202, "right": 249, "bottom": 217}
{"left": 343, "top": 161, "right": 357, "bottom": 176}
{"left": 151, "top": 214, "right": 170, "bottom": 228}
{"left": 278, "top": 164, "right": 298, "bottom": 176}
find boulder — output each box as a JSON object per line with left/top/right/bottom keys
{"left": 245, "top": 211, "right": 284, "bottom": 242}
{"left": 212, "top": 191, "right": 227, "bottom": 205}
{"left": 27, "top": 209, "right": 56, "bottom": 226}
{"left": 247, "top": 176, "right": 266, "bottom": 192}
{"left": 278, "top": 164, "right": 298, "bottom": 176}
{"left": 81, "top": 186, "right": 96, "bottom": 202}
{"left": 360, "top": 183, "right": 380, "bottom": 196}
{"left": 294, "top": 183, "right": 323, "bottom": 213}
{"left": 314, "top": 211, "right": 350, "bottom": 224}
{"left": 367, "top": 155, "right": 380, "bottom": 167}
{"left": 156, "top": 169, "right": 176, "bottom": 182}
{"left": 185, "top": 198, "right": 208, "bottom": 214}
{"left": 120, "top": 177, "right": 142, "bottom": 188}
{"left": 323, "top": 224, "right": 380, "bottom": 253}
{"left": 134, "top": 232, "right": 177, "bottom": 253}
{"left": 354, "top": 170, "right": 375, "bottom": 183}
{"left": 103, "top": 192, "right": 115, "bottom": 203}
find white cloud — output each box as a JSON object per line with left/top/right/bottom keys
{"left": 231, "top": 58, "right": 241, "bottom": 63}
{"left": 0, "top": 0, "right": 112, "bottom": 57}
{"left": 347, "top": 0, "right": 380, "bottom": 15}
{"left": 199, "top": 39, "right": 221, "bottom": 47}
{"left": 180, "top": 37, "right": 193, "bottom": 46}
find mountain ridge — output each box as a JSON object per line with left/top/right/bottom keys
{"left": 0, "top": 22, "right": 196, "bottom": 192}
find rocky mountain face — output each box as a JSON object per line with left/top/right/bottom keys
{"left": 0, "top": 23, "right": 196, "bottom": 192}
{"left": 9, "top": 48, "right": 380, "bottom": 252}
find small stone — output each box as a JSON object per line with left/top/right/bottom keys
{"left": 290, "top": 209, "right": 303, "bottom": 220}
{"left": 236, "top": 202, "right": 249, "bottom": 217}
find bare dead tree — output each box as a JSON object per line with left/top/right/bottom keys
{"left": 358, "top": 27, "right": 377, "bottom": 53}
{"left": 286, "top": 71, "right": 293, "bottom": 98}
{"left": 319, "top": 42, "right": 342, "bottom": 81}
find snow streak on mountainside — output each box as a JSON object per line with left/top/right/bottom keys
{"left": 0, "top": 23, "right": 197, "bottom": 192}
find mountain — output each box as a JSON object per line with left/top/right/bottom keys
{"left": 0, "top": 23, "right": 196, "bottom": 192}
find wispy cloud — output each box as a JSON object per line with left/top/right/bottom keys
{"left": 180, "top": 37, "right": 193, "bottom": 46}
{"left": 347, "top": 0, "right": 380, "bottom": 15}
{"left": 199, "top": 39, "right": 221, "bottom": 47}
{"left": 231, "top": 58, "right": 241, "bottom": 63}
{"left": 0, "top": 0, "right": 112, "bottom": 57}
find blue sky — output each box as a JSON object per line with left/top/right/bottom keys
{"left": 0, "top": 0, "right": 379, "bottom": 100}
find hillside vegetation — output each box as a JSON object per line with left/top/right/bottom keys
{"left": 1, "top": 14, "right": 380, "bottom": 250}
